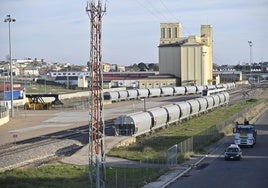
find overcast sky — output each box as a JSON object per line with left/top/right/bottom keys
{"left": 0, "top": 0, "right": 267, "bottom": 66}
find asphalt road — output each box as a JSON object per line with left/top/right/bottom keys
{"left": 168, "top": 109, "right": 268, "bottom": 188}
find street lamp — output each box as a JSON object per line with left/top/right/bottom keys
{"left": 140, "top": 98, "right": 146, "bottom": 111}
{"left": 248, "top": 41, "right": 253, "bottom": 80}
{"left": 4, "top": 15, "right": 16, "bottom": 118}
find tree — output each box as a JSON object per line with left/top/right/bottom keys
{"left": 138, "top": 62, "right": 148, "bottom": 71}
{"left": 148, "top": 63, "right": 159, "bottom": 71}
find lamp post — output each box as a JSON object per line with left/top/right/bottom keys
{"left": 4, "top": 15, "right": 16, "bottom": 118}
{"left": 140, "top": 98, "right": 146, "bottom": 111}
{"left": 248, "top": 41, "right": 253, "bottom": 80}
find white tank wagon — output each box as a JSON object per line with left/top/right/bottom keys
{"left": 147, "top": 107, "right": 169, "bottom": 130}
{"left": 160, "top": 87, "right": 174, "bottom": 97}
{"left": 222, "top": 83, "right": 236, "bottom": 90}
{"left": 195, "top": 97, "right": 208, "bottom": 114}
{"left": 185, "top": 86, "right": 197, "bottom": 95}
{"left": 206, "top": 85, "right": 217, "bottom": 90}
{"left": 118, "top": 90, "right": 128, "bottom": 101}
{"left": 148, "top": 88, "right": 161, "bottom": 98}
{"left": 114, "top": 112, "right": 152, "bottom": 136}
{"left": 103, "top": 83, "right": 234, "bottom": 103}
{"left": 162, "top": 104, "right": 181, "bottom": 125}
{"left": 137, "top": 89, "right": 149, "bottom": 99}
{"left": 127, "top": 89, "right": 138, "bottom": 100}
{"left": 175, "top": 102, "right": 191, "bottom": 121}
{"left": 211, "top": 95, "right": 220, "bottom": 107}
{"left": 201, "top": 87, "right": 227, "bottom": 97}
{"left": 218, "top": 92, "right": 230, "bottom": 105}
{"left": 229, "top": 82, "right": 236, "bottom": 89}
{"left": 114, "top": 92, "right": 231, "bottom": 137}
{"left": 196, "top": 86, "right": 205, "bottom": 94}
{"left": 173, "top": 86, "right": 186, "bottom": 95}
{"left": 217, "top": 93, "right": 226, "bottom": 105}
{"left": 216, "top": 84, "right": 224, "bottom": 89}
{"left": 186, "top": 99, "right": 201, "bottom": 117}
{"left": 103, "top": 91, "right": 119, "bottom": 102}
{"left": 204, "top": 96, "right": 215, "bottom": 111}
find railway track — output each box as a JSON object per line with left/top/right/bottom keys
{"left": 0, "top": 126, "right": 88, "bottom": 172}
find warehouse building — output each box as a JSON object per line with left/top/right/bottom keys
{"left": 159, "top": 23, "right": 213, "bottom": 86}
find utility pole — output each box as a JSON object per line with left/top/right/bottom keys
{"left": 248, "top": 41, "right": 253, "bottom": 89}
{"left": 4, "top": 15, "right": 16, "bottom": 118}
{"left": 248, "top": 41, "right": 253, "bottom": 80}
{"left": 86, "top": 1, "right": 106, "bottom": 187}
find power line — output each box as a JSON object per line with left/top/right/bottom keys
{"left": 134, "top": 0, "right": 169, "bottom": 22}
{"left": 158, "top": 0, "right": 179, "bottom": 22}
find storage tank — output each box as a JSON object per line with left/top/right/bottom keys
{"left": 104, "top": 91, "right": 119, "bottom": 102}
{"left": 186, "top": 99, "right": 200, "bottom": 117}
{"left": 114, "top": 112, "right": 152, "bottom": 136}
{"left": 118, "top": 90, "right": 128, "bottom": 101}
{"left": 185, "top": 86, "right": 197, "bottom": 94}
{"left": 175, "top": 102, "right": 191, "bottom": 121}
{"left": 147, "top": 107, "right": 168, "bottom": 130}
{"left": 127, "top": 89, "right": 138, "bottom": 100}
{"left": 196, "top": 97, "right": 208, "bottom": 113}
{"left": 173, "top": 86, "right": 186, "bottom": 95}
{"left": 160, "top": 87, "right": 174, "bottom": 96}
{"left": 148, "top": 88, "right": 161, "bottom": 98}
{"left": 163, "top": 104, "right": 181, "bottom": 125}
{"left": 137, "top": 89, "right": 149, "bottom": 98}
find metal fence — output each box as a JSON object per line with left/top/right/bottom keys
{"left": 167, "top": 100, "right": 265, "bottom": 164}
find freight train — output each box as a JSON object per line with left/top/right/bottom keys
{"left": 114, "top": 92, "right": 230, "bottom": 137}
{"left": 104, "top": 83, "right": 235, "bottom": 102}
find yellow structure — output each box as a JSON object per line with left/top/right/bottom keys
{"left": 159, "top": 23, "right": 213, "bottom": 86}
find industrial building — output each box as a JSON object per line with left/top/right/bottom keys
{"left": 159, "top": 23, "right": 213, "bottom": 86}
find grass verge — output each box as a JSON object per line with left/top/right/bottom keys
{"left": 107, "top": 99, "right": 262, "bottom": 161}
{"left": 0, "top": 162, "right": 165, "bottom": 188}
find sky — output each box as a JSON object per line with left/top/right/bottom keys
{"left": 0, "top": 0, "right": 268, "bottom": 66}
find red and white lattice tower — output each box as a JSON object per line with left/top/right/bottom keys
{"left": 86, "top": 0, "right": 106, "bottom": 187}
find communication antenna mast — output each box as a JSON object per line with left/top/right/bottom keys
{"left": 86, "top": 0, "right": 106, "bottom": 187}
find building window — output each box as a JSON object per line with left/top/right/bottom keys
{"left": 161, "top": 28, "right": 165, "bottom": 38}
{"left": 168, "top": 28, "right": 171, "bottom": 38}
{"left": 174, "top": 28, "right": 178, "bottom": 38}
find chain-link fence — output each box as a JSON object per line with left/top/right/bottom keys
{"left": 92, "top": 100, "right": 266, "bottom": 187}
{"left": 167, "top": 100, "right": 265, "bottom": 164}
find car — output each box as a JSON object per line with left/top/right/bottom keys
{"left": 224, "top": 144, "right": 242, "bottom": 161}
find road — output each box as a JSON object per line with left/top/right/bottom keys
{"left": 168, "top": 109, "right": 268, "bottom": 188}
